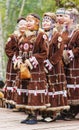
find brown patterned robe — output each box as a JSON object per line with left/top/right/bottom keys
{"left": 46, "top": 32, "right": 68, "bottom": 111}
{"left": 65, "top": 30, "right": 79, "bottom": 105}
{"left": 4, "top": 34, "right": 18, "bottom": 101}
{"left": 13, "top": 31, "right": 49, "bottom": 109}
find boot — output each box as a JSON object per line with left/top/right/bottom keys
{"left": 21, "top": 113, "right": 37, "bottom": 124}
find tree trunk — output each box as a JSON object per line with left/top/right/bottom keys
{"left": 18, "top": 0, "right": 26, "bottom": 18}
{"left": 55, "top": 0, "right": 61, "bottom": 6}
{"left": 0, "top": 14, "right": 6, "bottom": 79}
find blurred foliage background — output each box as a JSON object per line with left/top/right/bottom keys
{"left": 0, "top": 0, "right": 79, "bottom": 41}
{"left": 0, "top": 0, "right": 79, "bottom": 80}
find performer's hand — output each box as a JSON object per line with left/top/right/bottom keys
{"left": 13, "top": 56, "right": 22, "bottom": 69}
{"left": 63, "top": 50, "right": 70, "bottom": 64}
{"left": 25, "top": 59, "right": 33, "bottom": 70}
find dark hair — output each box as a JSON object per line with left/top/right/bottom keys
{"left": 30, "top": 13, "right": 40, "bottom": 20}
{"left": 0, "top": 80, "right": 4, "bottom": 88}
{"left": 17, "top": 17, "right": 26, "bottom": 23}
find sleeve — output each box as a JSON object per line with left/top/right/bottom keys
{"left": 49, "top": 33, "right": 64, "bottom": 65}
{"left": 33, "top": 32, "right": 48, "bottom": 63}
{"left": 68, "top": 30, "right": 79, "bottom": 57}
{"left": 5, "top": 34, "right": 18, "bottom": 59}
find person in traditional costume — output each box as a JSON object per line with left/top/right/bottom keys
{"left": 41, "top": 12, "right": 69, "bottom": 122}
{"left": 62, "top": 8, "right": 79, "bottom": 120}
{"left": 56, "top": 8, "right": 66, "bottom": 33}
{"left": 3, "top": 17, "right": 27, "bottom": 109}
{"left": 19, "top": 13, "right": 48, "bottom": 124}
{"left": 10, "top": 17, "right": 31, "bottom": 112}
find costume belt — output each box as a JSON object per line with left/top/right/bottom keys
{"left": 48, "top": 90, "right": 67, "bottom": 97}
{"left": 6, "top": 87, "right": 13, "bottom": 91}
{"left": 67, "top": 84, "right": 79, "bottom": 89}
{"left": 17, "top": 89, "right": 28, "bottom": 95}
{"left": 28, "top": 89, "right": 46, "bottom": 96}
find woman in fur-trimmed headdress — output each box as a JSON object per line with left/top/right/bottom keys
{"left": 19, "top": 13, "right": 49, "bottom": 124}
{"left": 4, "top": 17, "right": 27, "bottom": 108}
{"left": 62, "top": 8, "right": 79, "bottom": 120}
{"left": 41, "top": 12, "right": 69, "bottom": 122}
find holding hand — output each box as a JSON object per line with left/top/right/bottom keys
{"left": 12, "top": 55, "right": 22, "bottom": 69}
{"left": 25, "top": 59, "right": 33, "bottom": 70}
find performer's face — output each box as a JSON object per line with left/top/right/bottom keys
{"left": 26, "top": 15, "right": 38, "bottom": 31}
{"left": 18, "top": 20, "right": 27, "bottom": 33}
{"left": 64, "top": 14, "right": 71, "bottom": 24}
{"left": 56, "top": 14, "right": 65, "bottom": 24}
{"left": 42, "top": 16, "right": 54, "bottom": 31}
